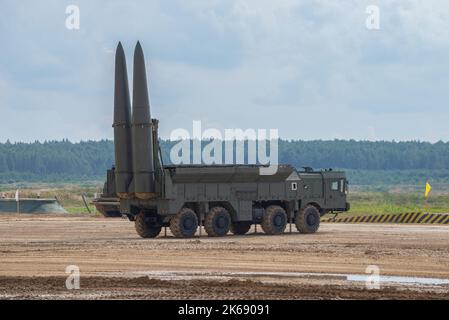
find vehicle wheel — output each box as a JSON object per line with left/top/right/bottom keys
{"left": 170, "top": 208, "right": 198, "bottom": 238}
{"left": 261, "top": 205, "right": 287, "bottom": 235}
{"left": 295, "top": 205, "right": 320, "bottom": 234}
{"left": 135, "top": 211, "right": 162, "bottom": 238}
{"left": 230, "top": 222, "right": 252, "bottom": 235}
{"left": 204, "top": 207, "right": 231, "bottom": 237}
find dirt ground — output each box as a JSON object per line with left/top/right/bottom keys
{"left": 1, "top": 214, "right": 449, "bottom": 299}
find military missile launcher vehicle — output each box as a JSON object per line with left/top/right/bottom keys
{"left": 97, "top": 41, "right": 350, "bottom": 238}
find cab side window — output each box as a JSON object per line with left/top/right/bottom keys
{"left": 331, "top": 181, "right": 339, "bottom": 191}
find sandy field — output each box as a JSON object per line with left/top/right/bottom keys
{"left": 1, "top": 214, "right": 449, "bottom": 299}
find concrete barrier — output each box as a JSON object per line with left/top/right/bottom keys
{"left": 0, "top": 199, "right": 68, "bottom": 214}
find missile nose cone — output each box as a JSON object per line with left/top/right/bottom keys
{"left": 114, "top": 42, "right": 131, "bottom": 125}
{"left": 132, "top": 41, "right": 151, "bottom": 120}
{"left": 134, "top": 42, "right": 145, "bottom": 65}
{"left": 115, "top": 43, "right": 126, "bottom": 75}
{"left": 116, "top": 42, "right": 125, "bottom": 58}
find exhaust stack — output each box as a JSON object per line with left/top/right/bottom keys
{"left": 113, "top": 42, "right": 133, "bottom": 198}
{"left": 131, "top": 42, "right": 156, "bottom": 199}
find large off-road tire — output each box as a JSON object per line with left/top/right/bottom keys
{"left": 295, "top": 205, "right": 320, "bottom": 234}
{"left": 230, "top": 222, "right": 252, "bottom": 235}
{"left": 204, "top": 207, "right": 231, "bottom": 237}
{"left": 261, "top": 205, "right": 287, "bottom": 235}
{"left": 135, "top": 212, "right": 162, "bottom": 238}
{"left": 169, "top": 208, "right": 198, "bottom": 238}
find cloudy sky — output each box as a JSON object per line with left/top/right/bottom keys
{"left": 1, "top": 0, "right": 449, "bottom": 142}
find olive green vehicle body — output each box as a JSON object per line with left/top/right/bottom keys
{"left": 97, "top": 164, "right": 349, "bottom": 225}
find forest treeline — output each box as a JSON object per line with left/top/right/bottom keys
{"left": 1, "top": 139, "right": 448, "bottom": 184}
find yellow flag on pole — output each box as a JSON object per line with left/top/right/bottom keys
{"left": 425, "top": 182, "right": 432, "bottom": 198}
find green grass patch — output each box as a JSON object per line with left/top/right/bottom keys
{"left": 64, "top": 206, "right": 99, "bottom": 214}
{"left": 345, "top": 190, "right": 449, "bottom": 216}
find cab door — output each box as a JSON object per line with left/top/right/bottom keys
{"left": 328, "top": 179, "right": 346, "bottom": 209}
